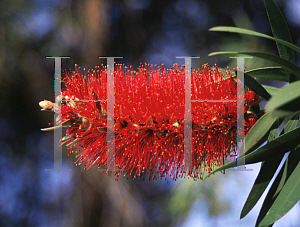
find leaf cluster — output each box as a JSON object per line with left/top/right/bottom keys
{"left": 204, "top": 0, "right": 300, "bottom": 226}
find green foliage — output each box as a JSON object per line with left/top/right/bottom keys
{"left": 244, "top": 110, "right": 278, "bottom": 155}
{"left": 240, "top": 113, "right": 299, "bottom": 220}
{"left": 208, "top": 27, "right": 300, "bottom": 55}
{"left": 209, "top": 51, "right": 300, "bottom": 80}
{"left": 266, "top": 80, "right": 300, "bottom": 115}
{"left": 244, "top": 73, "right": 271, "bottom": 100}
{"left": 264, "top": 0, "right": 295, "bottom": 82}
{"left": 246, "top": 67, "right": 288, "bottom": 82}
{"left": 261, "top": 85, "right": 279, "bottom": 96}
{"left": 256, "top": 148, "right": 300, "bottom": 226}
{"left": 206, "top": 0, "right": 300, "bottom": 225}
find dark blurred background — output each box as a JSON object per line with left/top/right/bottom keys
{"left": 1, "top": 0, "right": 300, "bottom": 226}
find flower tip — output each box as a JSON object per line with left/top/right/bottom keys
{"left": 39, "top": 100, "right": 54, "bottom": 111}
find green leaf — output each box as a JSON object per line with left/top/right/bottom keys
{"left": 240, "top": 114, "right": 299, "bottom": 219}
{"left": 245, "top": 126, "right": 300, "bottom": 164}
{"left": 264, "top": 0, "right": 295, "bottom": 83}
{"left": 266, "top": 80, "right": 300, "bottom": 115}
{"left": 256, "top": 148, "right": 300, "bottom": 226}
{"left": 267, "top": 119, "right": 280, "bottom": 142}
{"left": 260, "top": 150, "right": 300, "bottom": 226}
{"left": 271, "top": 110, "right": 299, "bottom": 119}
{"left": 246, "top": 67, "right": 288, "bottom": 82}
{"left": 261, "top": 85, "right": 279, "bottom": 97}
{"left": 281, "top": 112, "right": 300, "bottom": 134}
{"left": 255, "top": 153, "right": 288, "bottom": 227}
{"left": 240, "top": 118, "right": 282, "bottom": 220}
{"left": 208, "top": 27, "right": 300, "bottom": 54}
{"left": 202, "top": 124, "right": 300, "bottom": 182}
{"left": 244, "top": 110, "right": 279, "bottom": 155}
{"left": 245, "top": 74, "right": 271, "bottom": 100}
{"left": 209, "top": 52, "right": 300, "bottom": 80}
{"left": 264, "top": 0, "right": 295, "bottom": 64}
{"left": 240, "top": 154, "right": 284, "bottom": 220}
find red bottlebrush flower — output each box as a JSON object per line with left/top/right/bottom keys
{"left": 57, "top": 63, "right": 259, "bottom": 181}
{"left": 244, "top": 116, "right": 257, "bottom": 135}
{"left": 245, "top": 89, "right": 261, "bottom": 107}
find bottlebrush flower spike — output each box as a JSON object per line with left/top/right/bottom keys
{"left": 44, "top": 63, "right": 260, "bottom": 181}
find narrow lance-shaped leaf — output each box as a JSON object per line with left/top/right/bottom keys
{"left": 208, "top": 67, "right": 287, "bottom": 84}
{"left": 241, "top": 154, "right": 284, "bottom": 220}
{"left": 255, "top": 152, "right": 289, "bottom": 227}
{"left": 209, "top": 52, "right": 300, "bottom": 80}
{"left": 244, "top": 73, "right": 271, "bottom": 100}
{"left": 257, "top": 113, "right": 300, "bottom": 226}
{"left": 256, "top": 148, "right": 300, "bottom": 226}
{"left": 246, "top": 67, "right": 287, "bottom": 82}
{"left": 280, "top": 112, "right": 300, "bottom": 134}
{"left": 209, "top": 26, "right": 300, "bottom": 54}
{"left": 265, "top": 0, "right": 295, "bottom": 82}
{"left": 243, "top": 125, "right": 300, "bottom": 165}
{"left": 266, "top": 80, "right": 300, "bottom": 116}
{"left": 244, "top": 110, "right": 279, "bottom": 155}
{"left": 240, "top": 118, "right": 281, "bottom": 219}
{"left": 240, "top": 113, "right": 299, "bottom": 219}
{"left": 261, "top": 85, "right": 279, "bottom": 97}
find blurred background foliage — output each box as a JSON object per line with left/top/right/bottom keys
{"left": 1, "top": 0, "right": 300, "bottom": 226}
